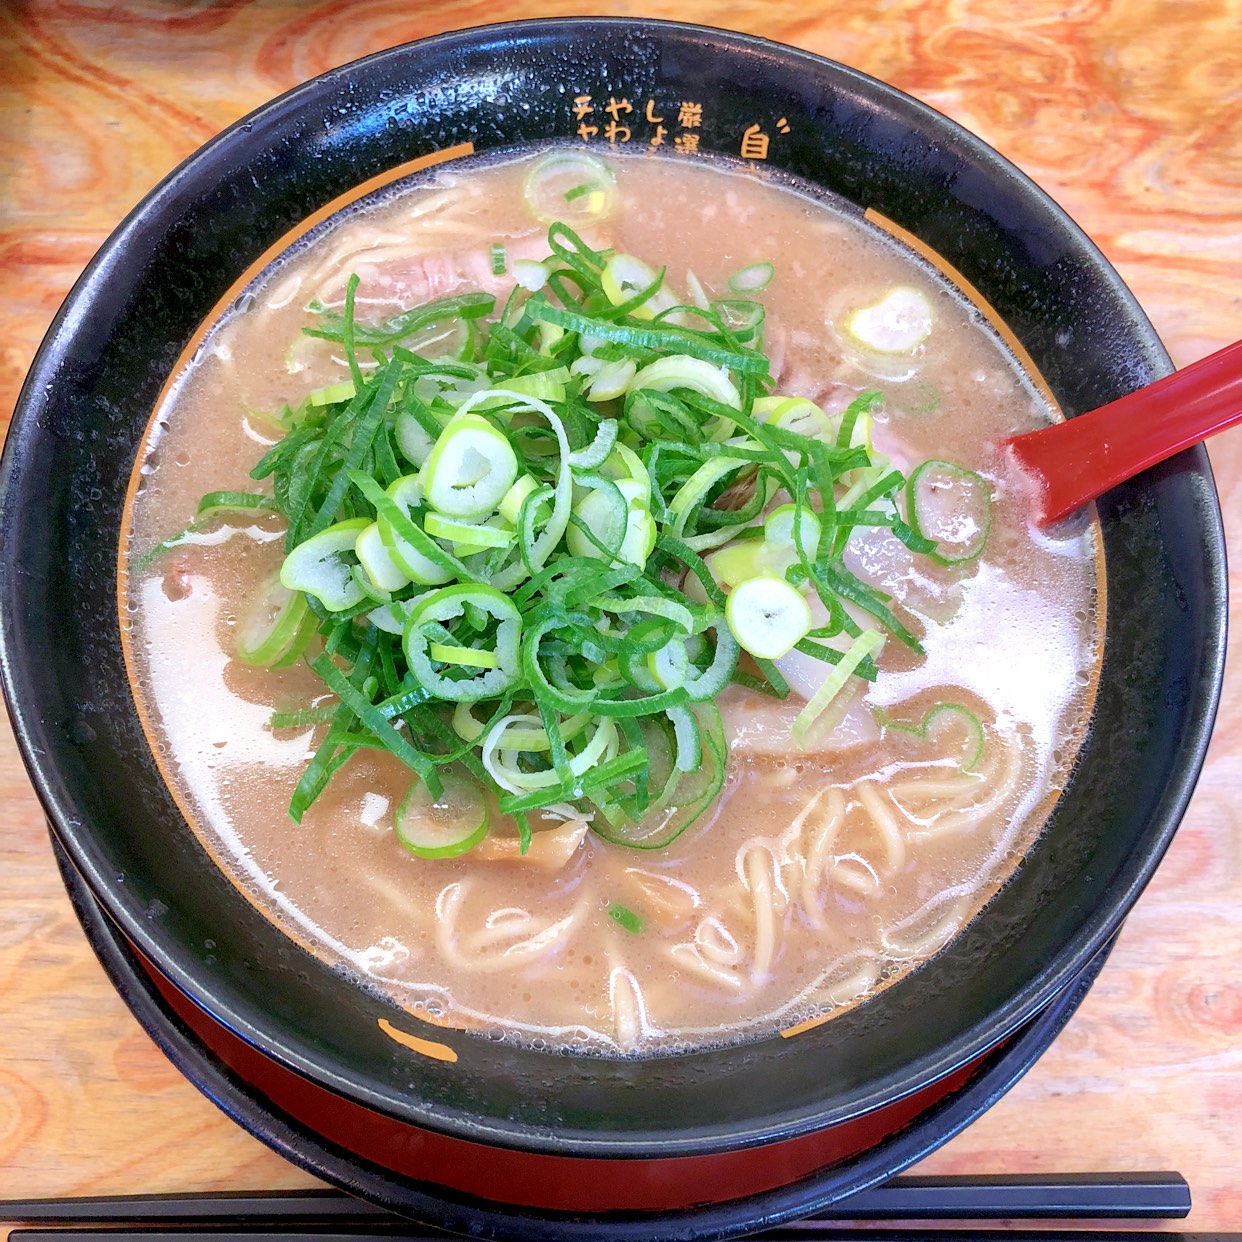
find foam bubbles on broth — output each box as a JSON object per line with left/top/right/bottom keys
{"left": 123, "top": 148, "right": 1103, "bottom": 1055}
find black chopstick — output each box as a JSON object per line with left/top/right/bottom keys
{"left": 8, "top": 1230, "right": 1239, "bottom": 1242}
{"left": 0, "top": 1172, "right": 1191, "bottom": 1227}
{"left": 833, "top": 1171, "right": 1191, "bottom": 1219}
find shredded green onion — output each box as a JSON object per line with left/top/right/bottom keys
{"left": 875, "top": 702, "right": 985, "bottom": 772}
{"left": 607, "top": 902, "right": 645, "bottom": 934}
{"left": 196, "top": 491, "right": 278, "bottom": 517}
{"left": 172, "top": 219, "right": 956, "bottom": 856}
{"left": 793, "top": 629, "right": 886, "bottom": 748}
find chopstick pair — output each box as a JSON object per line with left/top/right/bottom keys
{"left": 8, "top": 1232, "right": 1241, "bottom": 1242}
{"left": 0, "top": 1172, "right": 1196, "bottom": 1236}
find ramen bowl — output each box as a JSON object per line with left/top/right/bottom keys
{"left": 0, "top": 18, "right": 1226, "bottom": 1240}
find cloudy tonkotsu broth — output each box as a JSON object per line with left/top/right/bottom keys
{"left": 123, "top": 150, "right": 1102, "bottom": 1054}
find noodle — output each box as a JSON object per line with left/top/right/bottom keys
{"left": 667, "top": 916, "right": 748, "bottom": 994}
{"left": 855, "top": 781, "right": 907, "bottom": 873}
{"left": 882, "top": 899, "right": 970, "bottom": 959}
{"left": 436, "top": 881, "right": 587, "bottom": 973}
{"left": 827, "top": 958, "right": 881, "bottom": 1006}
{"left": 831, "top": 853, "right": 884, "bottom": 897}
{"left": 801, "top": 788, "right": 847, "bottom": 928}
{"left": 743, "top": 845, "right": 782, "bottom": 984}
{"left": 622, "top": 868, "right": 700, "bottom": 928}
{"left": 899, "top": 734, "right": 1026, "bottom": 839}
{"left": 610, "top": 966, "right": 654, "bottom": 1047}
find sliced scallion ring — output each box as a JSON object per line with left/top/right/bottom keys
{"left": 906, "top": 459, "right": 993, "bottom": 565}
{"left": 377, "top": 474, "right": 454, "bottom": 586}
{"left": 280, "top": 517, "right": 370, "bottom": 611}
{"left": 482, "top": 712, "right": 618, "bottom": 797}
{"left": 422, "top": 412, "right": 519, "bottom": 520}
{"left": 629, "top": 354, "right": 741, "bottom": 409}
{"left": 646, "top": 638, "right": 691, "bottom": 690}
{"left": 764, "top": 504, "right": 822, "bottom": 560}
{"left": 712, "top": 298, "right": 765, "bottom": 344}
{"left": 845, "top": 286, "right": 934, "bottom": 354}
{"left": 875, "top": 703, "right": 985, "bottom": 773}
{"left": 424, "top": 513, "right": 515, "bottom": 549}
{"left": 235, "top": 572, "right": 313, "bottom": 668}
{"left": 454, "top": 389, "right": 574, "bottom": 583}
{"left": 601, "top": 254, "right": 678, "bottom": 321}
{"left": 566, "top": 477, "right": 655, "bottom": 567}
{"left": 355, "top": 522, "right": 412, "bottom": 593}
{"left": 403, "top": 583, "right": 521, "bottom": 702}
{"left": 195, "top": 491, "right": 278, "bottom": 520}
{"left": 725, "top": 576, "right": 813, "bottom": 660}
{"left": 727, "top": 261, "right": 774, "bottom": 292}
{"left": 753, "top": 395, "right": 833, "bottom": 440}
{"left": 395, "top": 771, "right": 489, "bottom": 859}
{"left": 512, "top": 259, "right": 550, "bottom": 291}
{"left": 523, "top": 150, "right": 616, "bottom": 226}
{"left": 598, "top": 442, "right": 652, "bottom": 504}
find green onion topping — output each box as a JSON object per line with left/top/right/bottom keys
{"left": 165, "top": 220, "right": 973, "bottom": 855}
{"left": 607, "top": 902, "right": 645, "bottom": 935}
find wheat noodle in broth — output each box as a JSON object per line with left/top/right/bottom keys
{"left": 121, "top": 149, "right": 1103, "bottom": 1055}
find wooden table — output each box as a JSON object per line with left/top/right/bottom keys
{"left": 2, "top": 0, "right": 1240, "bottom": 1231}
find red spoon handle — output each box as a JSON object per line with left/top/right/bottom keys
{"left": 1006, "top": 337, "right": 1242, "bottom": 526}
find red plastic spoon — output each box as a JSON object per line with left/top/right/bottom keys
{"left": 1004, "top": 338, "right": 1242, "bottom": 526}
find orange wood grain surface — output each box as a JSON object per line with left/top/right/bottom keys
{"left": 2, "top": 0, "right": 1240, "bottom": 1231}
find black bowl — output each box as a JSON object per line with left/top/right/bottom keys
{"left": 0, "top": 17, "right": 1227, "bottom": 1239}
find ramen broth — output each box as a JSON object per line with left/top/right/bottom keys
{"left": 123, "top": 151, "right": 1102, "bottom": 1053}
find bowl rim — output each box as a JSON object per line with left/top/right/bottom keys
{"left": 0, "top": 15, "right": 1229, "bottom": 1160}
